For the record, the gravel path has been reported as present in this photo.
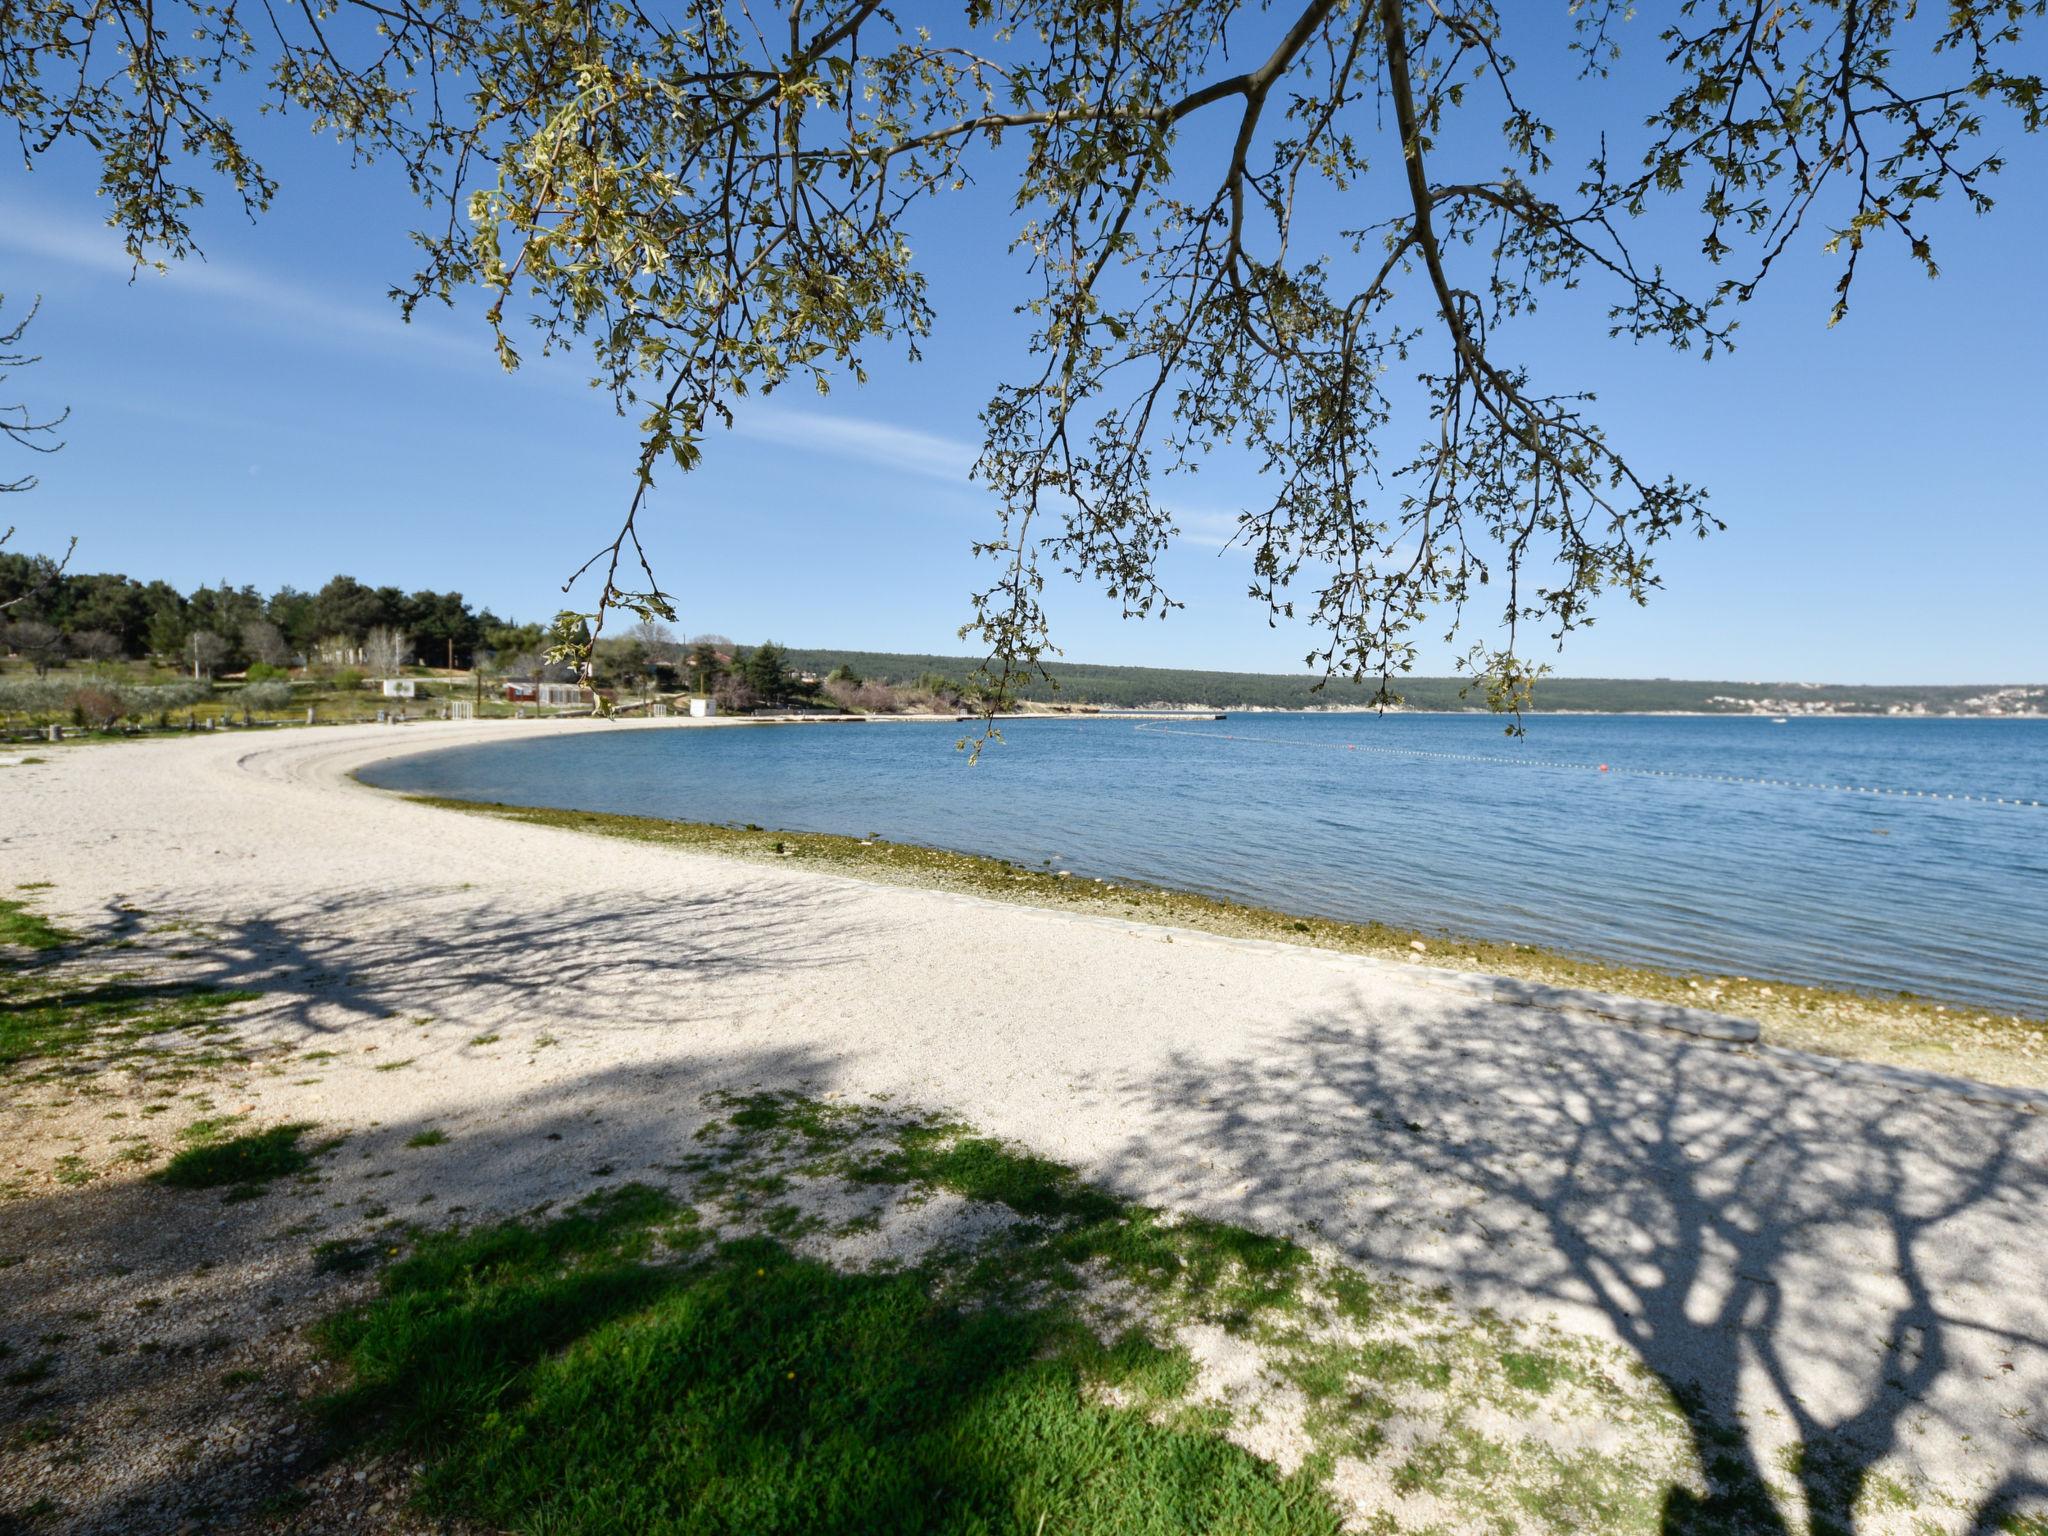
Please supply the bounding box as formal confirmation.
[4,720,2044,1531]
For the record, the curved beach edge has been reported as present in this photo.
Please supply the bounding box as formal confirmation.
[332,715,2043,1112]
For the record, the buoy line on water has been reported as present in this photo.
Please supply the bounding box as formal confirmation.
[1130,723,2048,808]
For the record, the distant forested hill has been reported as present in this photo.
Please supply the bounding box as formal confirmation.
[775,649,2042,716]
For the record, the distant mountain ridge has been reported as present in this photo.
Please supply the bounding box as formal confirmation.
[776,649,2046,716]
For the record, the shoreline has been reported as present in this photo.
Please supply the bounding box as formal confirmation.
[8,702,2047,754]
[324,702,2048,1092]
[388,791,2048,1091]
[16,712,2048,1071]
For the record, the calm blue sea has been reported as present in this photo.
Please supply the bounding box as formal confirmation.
[361,713,2048,1015]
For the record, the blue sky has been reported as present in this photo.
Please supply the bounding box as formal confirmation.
[1,20,2043,684]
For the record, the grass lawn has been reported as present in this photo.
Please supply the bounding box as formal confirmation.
[309,1091,1915,1536]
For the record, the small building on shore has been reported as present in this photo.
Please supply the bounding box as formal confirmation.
[503,680,592,708]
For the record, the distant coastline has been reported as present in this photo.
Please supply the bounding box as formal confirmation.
[779,647,2048,719]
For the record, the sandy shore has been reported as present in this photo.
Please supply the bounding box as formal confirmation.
[4,719,2045,1530]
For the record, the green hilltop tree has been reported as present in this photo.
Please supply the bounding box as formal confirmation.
[743,642,792,705]
[1,4,2039,713]
[685,639,728,695]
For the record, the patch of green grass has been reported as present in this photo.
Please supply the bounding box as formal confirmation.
[0,898,71,952]
[1501,1349,1566,1395]
[293,1088,1910,1536]
[316,1185,1340,1536]
[405,1129,448,1149]
[0,977,259,1072]
[861,1127,1120,1225]
[1324,1269,1378,1324]
[467,1033,500,1046]
[158,1124,319,1191]
[177,1114,244,1145]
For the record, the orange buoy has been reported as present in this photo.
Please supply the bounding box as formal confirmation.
[1599,764,1609,772]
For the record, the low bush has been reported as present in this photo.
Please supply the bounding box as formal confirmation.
[822,676,903,713]
[0,678,69,724]
[70,686,125,730]
[3,678,212,730]
[241,680,295,711]
[129,683,210,720]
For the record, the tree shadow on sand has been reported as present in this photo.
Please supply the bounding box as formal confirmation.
[70,876,856,1042]
[1089,994,2048,1533]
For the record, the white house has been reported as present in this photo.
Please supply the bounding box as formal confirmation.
[502,680,591,708]
[689,696,718,718]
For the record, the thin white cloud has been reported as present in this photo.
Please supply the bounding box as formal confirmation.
[734,400,977,485]
[0,206,480,365]
[4,206,1232,519]
[1173,508,1243,550]
[721,411,1273,546]
[5,208,1003,485]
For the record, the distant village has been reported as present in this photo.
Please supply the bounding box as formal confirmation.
[1700,685,2047,718]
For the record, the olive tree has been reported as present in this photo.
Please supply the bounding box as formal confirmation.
[1,3,2038,715]
[71,628,124,664]
[8,619,67,676]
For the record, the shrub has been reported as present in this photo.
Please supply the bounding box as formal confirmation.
[332,668,365,693]
[241,680,295,712]
[0,678,68,724]
[713,674,760,712]
[824,677,902,714]
[70,686,125,730]
[245,661,289,682]
[130,683,209,714]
